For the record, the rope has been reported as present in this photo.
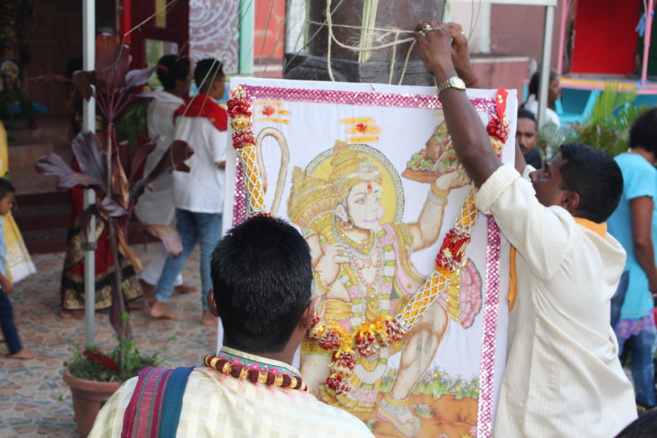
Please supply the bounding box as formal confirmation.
[322,0,417,84]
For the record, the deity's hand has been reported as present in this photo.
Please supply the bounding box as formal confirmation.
[434,166,471,191]
[316,243,349,288]
[442,22,478,87]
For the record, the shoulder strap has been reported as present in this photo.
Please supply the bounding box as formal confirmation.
[120,366,195,438]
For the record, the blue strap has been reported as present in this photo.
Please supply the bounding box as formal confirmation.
[159,366,195,438]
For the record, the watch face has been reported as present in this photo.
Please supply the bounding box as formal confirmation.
[450,77,466,90]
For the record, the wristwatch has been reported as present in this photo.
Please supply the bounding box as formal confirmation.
[437,76,466,94]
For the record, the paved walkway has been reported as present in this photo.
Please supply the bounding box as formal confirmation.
[0,244,215,437]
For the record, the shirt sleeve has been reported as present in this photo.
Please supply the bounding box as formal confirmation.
[624,160,657,201]
[209,124,227,164]
[475,163,578,279]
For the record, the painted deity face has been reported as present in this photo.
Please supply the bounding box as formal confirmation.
[344,181,384,230]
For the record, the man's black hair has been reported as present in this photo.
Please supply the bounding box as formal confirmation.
[528,69,558,97]
[0,178,16,200]
[194,58,224,94]
[629,107,657,153]
[558,143,623,223]
[517,107,538,128]
[211,215,312,353]
[156,55,191,91]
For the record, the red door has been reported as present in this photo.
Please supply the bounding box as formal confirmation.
[121,0,189,69]
[570,0,641,75]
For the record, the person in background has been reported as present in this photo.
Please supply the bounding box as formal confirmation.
[136,54,198,302]
[0,179,35,360]
[149,59,227,326]
[522,69,562,127]
[607,108,657,412]
[517,108,542,169]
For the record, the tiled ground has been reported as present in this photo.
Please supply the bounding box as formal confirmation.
[0,244,215,437]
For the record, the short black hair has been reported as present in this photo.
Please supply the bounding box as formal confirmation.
[0,178,16,200]
[517,108,538,131]
[629,107,657,153]
[156,55,191,91]
[211,215,312,353]
[558,143,623,223]
[528,69,559,97]
[194,58,224,94]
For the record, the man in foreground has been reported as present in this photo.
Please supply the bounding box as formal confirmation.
[90,215,374,437]
[414,22,636,437]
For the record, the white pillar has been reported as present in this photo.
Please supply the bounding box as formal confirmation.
[537,5,555,127]
[82,0,96,347]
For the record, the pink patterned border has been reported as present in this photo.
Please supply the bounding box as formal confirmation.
[231,84,503,434]
[476,216,503,438]
[242,84,495,112]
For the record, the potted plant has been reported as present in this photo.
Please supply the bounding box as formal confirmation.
[36,34,193,437]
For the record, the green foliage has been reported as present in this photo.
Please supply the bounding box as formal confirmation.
[538,84,651,159]
[66,337,174,383]
[381,367,480,401]
[116,98,150,152]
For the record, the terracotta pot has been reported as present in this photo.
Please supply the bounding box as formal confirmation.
[63,368,122,438]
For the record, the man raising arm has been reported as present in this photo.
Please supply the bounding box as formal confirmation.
[414,22,637,438]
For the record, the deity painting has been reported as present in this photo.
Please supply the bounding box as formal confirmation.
[224,77,515,438]
[286,131,483,436]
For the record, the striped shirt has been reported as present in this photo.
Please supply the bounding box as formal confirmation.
[89,349,374,438]
[476,164,637,437]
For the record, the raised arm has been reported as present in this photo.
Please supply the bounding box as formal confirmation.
[414,22,500,187]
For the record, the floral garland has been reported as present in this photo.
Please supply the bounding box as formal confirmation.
[227,85,510,395]
[227,85,267,217]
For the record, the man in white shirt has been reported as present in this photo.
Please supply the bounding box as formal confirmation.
[414,22,636,437]
[150,59,228,326]
[136,55,197,300]
[90,216,375,438]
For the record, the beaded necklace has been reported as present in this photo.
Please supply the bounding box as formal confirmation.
[205,353,309,392]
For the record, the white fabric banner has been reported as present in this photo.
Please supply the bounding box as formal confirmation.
[223,77,515,438]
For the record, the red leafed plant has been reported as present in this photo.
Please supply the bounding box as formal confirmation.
[36,34,194,381]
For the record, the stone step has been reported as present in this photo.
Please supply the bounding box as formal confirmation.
[5,114,71,149]
[8,142,55,168]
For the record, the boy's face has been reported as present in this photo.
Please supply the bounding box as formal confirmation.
[0,192,15,216]
[209,77,226,100]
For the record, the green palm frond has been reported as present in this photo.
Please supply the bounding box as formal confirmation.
[586,83,636,124]
[538,83,650,160]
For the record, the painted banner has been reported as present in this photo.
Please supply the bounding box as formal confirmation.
[223,78,514,438]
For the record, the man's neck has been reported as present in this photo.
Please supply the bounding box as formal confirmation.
[165,88,186,99]
[630,147,657,165]
[224,344,297,366]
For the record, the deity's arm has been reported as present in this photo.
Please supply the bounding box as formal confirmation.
[307,232,349,292]
[307,233,324,270]
[407,172,469,251]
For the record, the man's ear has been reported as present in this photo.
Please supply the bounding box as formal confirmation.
[208,289,220,317]
[562,190,580,214]
[298,301,314,331]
